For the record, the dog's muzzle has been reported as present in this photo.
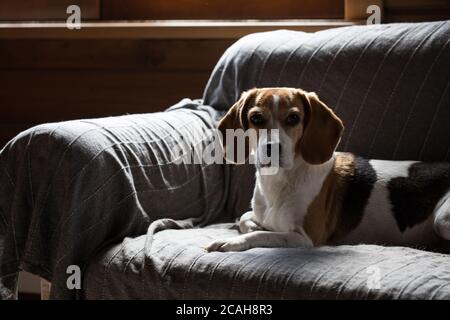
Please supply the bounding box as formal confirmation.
[265,141,281,158]
[258,141,281,168]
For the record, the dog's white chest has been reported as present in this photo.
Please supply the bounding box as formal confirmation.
[254,173,296,232]
[260,199,297,232]
[253,159,334,233]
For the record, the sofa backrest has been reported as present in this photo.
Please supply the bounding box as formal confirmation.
[203,21,450,161]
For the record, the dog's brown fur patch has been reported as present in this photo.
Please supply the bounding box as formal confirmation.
[303,153,355,245]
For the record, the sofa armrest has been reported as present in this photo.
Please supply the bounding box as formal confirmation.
[0,99,234,299]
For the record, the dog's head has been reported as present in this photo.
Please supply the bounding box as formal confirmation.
[217,87,344,169]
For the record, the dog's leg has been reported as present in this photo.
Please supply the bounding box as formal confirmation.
[206,230,313,252]
[433,191,450,241]
[239,211,263,234]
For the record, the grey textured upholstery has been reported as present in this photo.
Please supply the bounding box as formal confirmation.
[0,100,253,299]
[85,227,450,299]
[83,21,450,299]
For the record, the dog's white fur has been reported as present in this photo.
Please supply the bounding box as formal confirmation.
[332,159,440,246]
[208,116,334,251]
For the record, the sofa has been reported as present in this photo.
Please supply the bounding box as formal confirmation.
[1,20,449,300]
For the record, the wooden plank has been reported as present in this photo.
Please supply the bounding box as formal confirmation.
[0,70,210,123]
[102,0,344,20]
[384,12,450,22]
[345,0,450,22]
[0,20,360,40]
[385,0,450,8]
[0,0,100,21]
[345,0,384,20]
[384,0,450,22]
[0,39,231,71]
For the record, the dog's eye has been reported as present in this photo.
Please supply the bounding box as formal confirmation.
[250,113,265,125]
[286,114,300,126]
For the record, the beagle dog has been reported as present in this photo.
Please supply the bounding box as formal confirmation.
[206,87,450,252]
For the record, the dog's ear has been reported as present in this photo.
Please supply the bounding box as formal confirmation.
[217,89,257,164]
[296,90,344,165]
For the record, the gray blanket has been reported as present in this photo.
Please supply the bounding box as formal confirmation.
[1,21,450,300]
[0,100,253,299]
[84,226,450,299]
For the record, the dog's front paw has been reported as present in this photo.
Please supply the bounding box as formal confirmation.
[301,237,314,248]
[205,237,249,252]
[297,235,314,248]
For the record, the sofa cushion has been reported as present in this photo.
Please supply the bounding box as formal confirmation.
[83,224,450,299]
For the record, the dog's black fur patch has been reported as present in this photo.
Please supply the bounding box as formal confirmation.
[388,162,450,232]
[339,157,377,234]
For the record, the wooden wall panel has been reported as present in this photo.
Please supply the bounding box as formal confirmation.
[0,70,210,123]
[0,0,100,21]
[0,39,231,148]
[0,39,231,71]
[384,0,450,22]
[102,0,344,20]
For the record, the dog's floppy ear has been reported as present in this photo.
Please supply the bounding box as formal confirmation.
[297,91,344,165]
[217,89,257,164]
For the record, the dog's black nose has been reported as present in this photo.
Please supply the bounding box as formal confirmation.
[266,142,281,158]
